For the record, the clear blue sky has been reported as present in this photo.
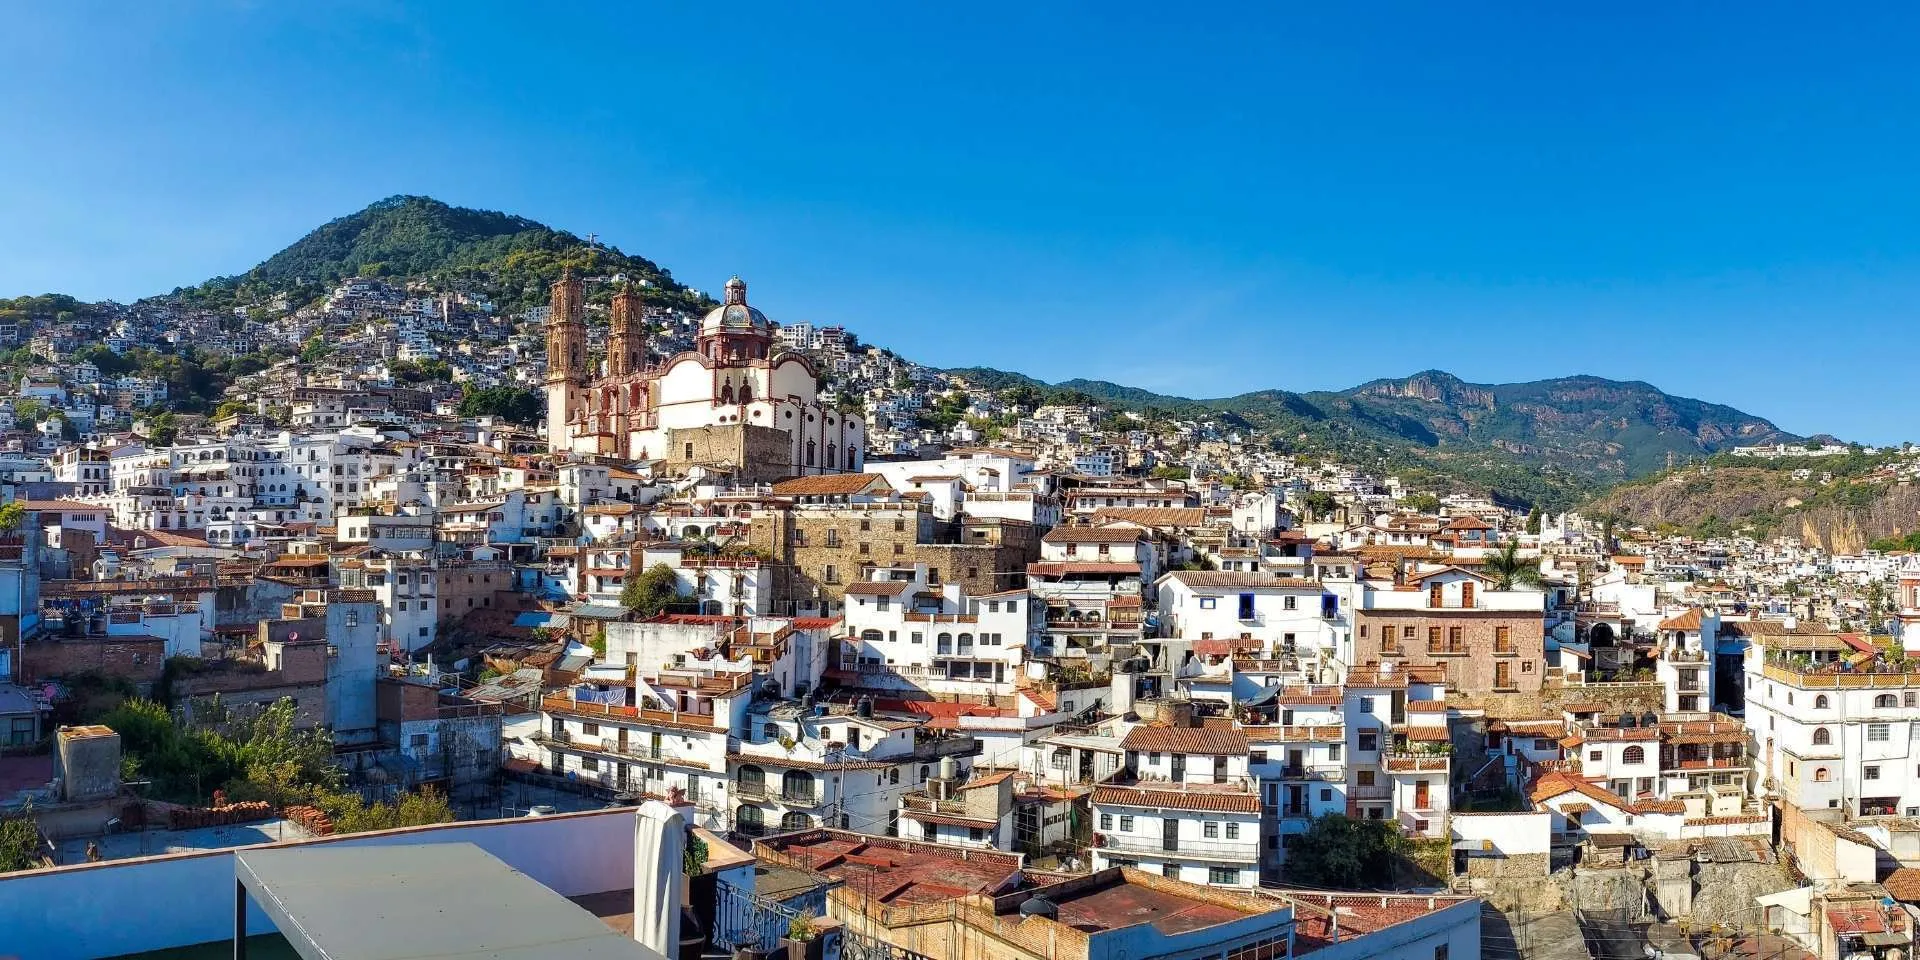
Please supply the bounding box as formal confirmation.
[7,3,1919,442]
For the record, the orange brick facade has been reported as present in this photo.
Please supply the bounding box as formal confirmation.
[1352,608,1546,694]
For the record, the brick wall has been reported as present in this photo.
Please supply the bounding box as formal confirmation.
[21,636,166,689]
[1354,608,1546,694]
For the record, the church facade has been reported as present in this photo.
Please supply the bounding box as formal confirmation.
[544,270,864,480]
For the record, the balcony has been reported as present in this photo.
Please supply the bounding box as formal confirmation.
[1100,833,1260,862]
[734,778,770,799]
[780,789,819,806]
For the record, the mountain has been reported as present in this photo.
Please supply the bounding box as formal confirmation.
[1585,449,1914,553]
[948,366,1803,508]
[175,195,710,315]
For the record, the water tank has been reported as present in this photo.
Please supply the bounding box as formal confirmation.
[939,756,960,781]
[856,696,873,718]
[1018,895,1059,919]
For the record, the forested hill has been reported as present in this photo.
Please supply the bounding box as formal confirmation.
[172,195,712,316]
[946,366,1803,509]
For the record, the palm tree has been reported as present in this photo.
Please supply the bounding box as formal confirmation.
[1485,539,1542,590]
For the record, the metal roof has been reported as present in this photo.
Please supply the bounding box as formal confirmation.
[235,841,664,960]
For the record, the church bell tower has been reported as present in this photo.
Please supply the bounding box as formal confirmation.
[545,266,587,449]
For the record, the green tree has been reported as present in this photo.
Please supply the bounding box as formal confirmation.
[1485,539,1542,591]
[1525,507,1542,535]
[0,809,42,873]
[0,500,26,535]
[1300,491,1339,523]
[1284,814,1405,888]
[620,563,682,617]
[457,386,543,424]
[1401,492,1441,513]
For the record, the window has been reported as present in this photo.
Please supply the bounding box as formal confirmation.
[1870,723,1891,743]
[1327,744,1341,761]
[582,723,599,736]
[1283,595,1297,611]
[1495,626,1511,653]
[969,827,986,842]
[1358,696,1374,712]
[1204,822,1219,838]
[1119,815,1134,831]
[1100,814,1112,831]
[1448,626,1463,652]
[1813,727,1831,746]
[1815,768,1831,782]
[1866,765,1881,780]
[1209,867,1239,885]
[1427,626,1442,652]
[1359,733,1377,752]
[1199,597,1217,610]
[1436,946,1450,960]
[1815,695,1829,709]
[1590,750,1603,762]
[1622,746,1645,764]
[1357,770,1376,787]
[1163,864,1181,880]
[582,757,598,772]
[1877,694,1898,709]
[1226,822,1240,839]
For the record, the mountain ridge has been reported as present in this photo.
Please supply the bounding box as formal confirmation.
[947,365,1802,492]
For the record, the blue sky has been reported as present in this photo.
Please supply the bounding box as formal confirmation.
[6,3,1919,441]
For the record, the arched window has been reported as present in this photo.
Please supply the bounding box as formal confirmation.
[825,444,836,470]
[736,804,765,836]
[805,440,816,466]
[781,811,811,831]
[1813,727,1831,746]
[719,383,734,404]
[1815,695,1829,709]
[736,764,765,794]
[888,768,899,785]
[1814,768,1831,782]
[1622,746,1644,764]
[1876,694,1898,709]
[919,764,931,783]
[848,445,858,470]
[781,770,814,801]
[739,382,752,402]
[861,629,883,645]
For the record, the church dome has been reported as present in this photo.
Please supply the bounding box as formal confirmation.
[700,276,771,336]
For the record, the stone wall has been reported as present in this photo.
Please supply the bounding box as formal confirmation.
[1451,680,1666,716]
[665,424,794,483]
[1463,850,1551,880]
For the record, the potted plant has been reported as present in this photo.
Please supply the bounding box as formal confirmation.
[779,914,821,960]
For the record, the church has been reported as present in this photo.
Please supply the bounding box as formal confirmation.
[543,269,864,480]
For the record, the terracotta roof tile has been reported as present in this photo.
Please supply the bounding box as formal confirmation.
[1120,725,1249,755]
[1091,785,1260,814]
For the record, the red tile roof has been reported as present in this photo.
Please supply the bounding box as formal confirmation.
[1120,725,1249,755]
[1091,785,1260,814]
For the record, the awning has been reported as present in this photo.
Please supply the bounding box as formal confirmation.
[235,841,664,959]
[1755,887,1814,916]
[1862,932,1909,947]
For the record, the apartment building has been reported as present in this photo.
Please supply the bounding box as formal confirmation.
[1091,724,1262,888]
[1350,566,1547,696]
[1746,624,1920,817]
[837,563,1035,697]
